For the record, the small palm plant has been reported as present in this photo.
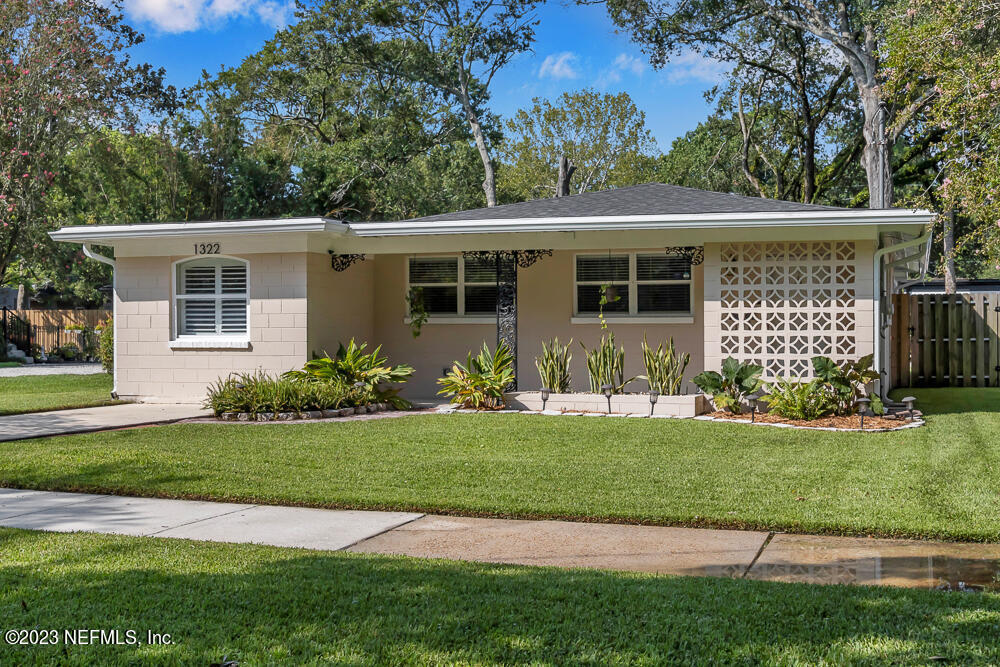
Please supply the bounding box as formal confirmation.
[535,338,573,393]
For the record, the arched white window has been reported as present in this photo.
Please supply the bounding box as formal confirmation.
[174,257,249,337]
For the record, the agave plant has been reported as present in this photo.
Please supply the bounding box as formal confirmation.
[437,341,516,409]
[640,335,690,395]
[580,332,635,394]
[535,338,572,393]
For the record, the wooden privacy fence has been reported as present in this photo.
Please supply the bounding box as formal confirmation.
[891,293,1000,387]
[12,309,110,354]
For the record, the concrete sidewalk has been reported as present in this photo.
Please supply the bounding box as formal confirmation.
[0,403,210,442]
[2,488,999,591]
[0,362,105,377]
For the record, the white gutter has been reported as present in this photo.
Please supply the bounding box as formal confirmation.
[873,228,934,399]
[50,217,346,243]
[82,244,119,398]
[350,208,933,236]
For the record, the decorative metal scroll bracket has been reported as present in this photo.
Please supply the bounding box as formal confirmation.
[461,249,552,391]
[664,246,704,266]
[328,251,366,272]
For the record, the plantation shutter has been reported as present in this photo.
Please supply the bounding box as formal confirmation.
[177,259,249,336]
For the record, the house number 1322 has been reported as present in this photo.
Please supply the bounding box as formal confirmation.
[193,242,220,255]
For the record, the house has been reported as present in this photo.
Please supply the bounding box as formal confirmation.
[50,183,933,402]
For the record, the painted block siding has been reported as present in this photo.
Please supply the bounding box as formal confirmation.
[703,240,876,379]
[115,253,309,402]
[115,241,874,401]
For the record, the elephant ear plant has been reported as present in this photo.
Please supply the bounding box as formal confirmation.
[692,357,764,414]
[811,354,883,415]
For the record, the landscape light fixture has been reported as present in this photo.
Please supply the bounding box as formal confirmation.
[648,390,659,417]
[902,395,917,420]
[540,387,550,411]
[747,391,763,423]
[856,397,871,430]
[601,384,613,414]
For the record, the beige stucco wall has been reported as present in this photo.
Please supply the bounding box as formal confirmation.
[371,250,706,397]
[306,252,374,357]
[115,252,309,402]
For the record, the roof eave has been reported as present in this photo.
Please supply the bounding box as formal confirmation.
[48,217,347,244]
[348,209,934,237]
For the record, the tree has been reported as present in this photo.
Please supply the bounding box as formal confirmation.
[0,0,175,286]
[349,0,541,207]
[604,0,936,208]
[885,0,1000,270]
[196,0,463,220]
[500,90,657,201]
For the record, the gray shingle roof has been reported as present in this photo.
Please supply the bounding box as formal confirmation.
[400,182,847,223]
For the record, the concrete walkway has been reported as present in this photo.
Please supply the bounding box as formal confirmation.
[0,362,105,377]
[0,403,210,442]
[2,488,999,591]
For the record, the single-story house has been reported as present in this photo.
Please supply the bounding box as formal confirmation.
[50,183,933,402]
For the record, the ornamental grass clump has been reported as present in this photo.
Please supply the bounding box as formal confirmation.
[580,333,635,394]
[640,335,690,395]
[204,371,350,418]
[535,338,572,393]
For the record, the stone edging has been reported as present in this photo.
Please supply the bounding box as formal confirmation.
[219,403,394,422]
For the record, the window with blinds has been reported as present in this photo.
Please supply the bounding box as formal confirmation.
[407,256,497,316]
[175,258,249,336]
[575,252,692,316]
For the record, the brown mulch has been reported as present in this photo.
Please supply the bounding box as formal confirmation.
[707,411,914,430]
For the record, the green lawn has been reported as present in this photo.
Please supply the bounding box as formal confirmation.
[0,373,120,415]
[1,528,998,665]
[2,388,999,541]
[0,361,23,368]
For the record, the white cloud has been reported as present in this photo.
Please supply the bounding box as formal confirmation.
[613,53,645,77]
[124,0,293,33]
[538,52,579,80]
[663,50,730,84]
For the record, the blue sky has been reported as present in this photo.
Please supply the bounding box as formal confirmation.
[124,0,726,152]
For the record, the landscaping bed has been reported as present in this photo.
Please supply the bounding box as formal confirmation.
[705,411,923,431]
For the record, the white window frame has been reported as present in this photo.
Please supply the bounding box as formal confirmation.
[170,255,251,348]
[404,255,496,324]
[572,251,694,324]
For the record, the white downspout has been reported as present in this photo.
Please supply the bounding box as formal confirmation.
[873,228,933,399]
[82,243,118,398]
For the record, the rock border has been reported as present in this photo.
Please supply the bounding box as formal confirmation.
[218,403,394,422]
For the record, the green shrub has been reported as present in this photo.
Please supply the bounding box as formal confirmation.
[580,333,635,394]
[640,335,690,395]
[761,377,837,420]
[97,318,113,374]
[437,341,515,410]
[204,372,351,418]
[811,354,882,415]
[692,357,764,414]
[535,337,572,392]
[57,342,80,361]
[285,339,414,409]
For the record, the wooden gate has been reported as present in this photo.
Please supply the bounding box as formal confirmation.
[891,293,1000,387]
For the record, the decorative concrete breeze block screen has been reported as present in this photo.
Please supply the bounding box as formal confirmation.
[718,241,858,379]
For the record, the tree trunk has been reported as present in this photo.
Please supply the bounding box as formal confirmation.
[943,210,957,294]
[555,156,576,197]
[15,284,26,310]
[857,85,893,209]
[457,87,497,207]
